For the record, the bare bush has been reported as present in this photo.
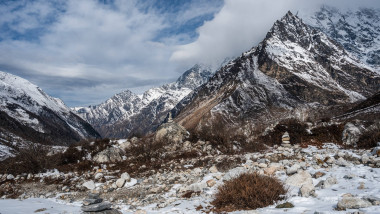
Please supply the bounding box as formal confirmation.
[211,173,287,212]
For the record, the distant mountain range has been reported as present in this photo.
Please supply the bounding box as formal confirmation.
[74,65,212,138]
[0,71,100,160]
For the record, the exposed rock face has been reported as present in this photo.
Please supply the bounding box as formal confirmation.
[93,147,125,163]
[75,65,212,138]
[171,11,380,130]
[303,6,380,72]
[155,121,189,144]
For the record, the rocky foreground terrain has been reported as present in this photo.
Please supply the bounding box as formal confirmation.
[0,119,380,214]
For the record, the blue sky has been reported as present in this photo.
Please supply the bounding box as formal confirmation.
[0,0,379,107]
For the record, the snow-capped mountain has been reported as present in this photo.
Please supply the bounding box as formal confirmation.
[171,11,380,130]
[302,6,380,73]
[0,71,100,149]
[75,64,212,138]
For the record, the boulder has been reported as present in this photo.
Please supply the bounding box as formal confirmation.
[286,164,300,175]
[93,147,125,163]
[285,170,313,188]
[300,182,315,197]
[6,174,14,180]
[81,202,112,212]
[342,123,361,146]
[209,165,219,173]
[155,121,189,144]
[83,181,96,190]
[115,178,126,188]
[337,196,372,210]
[83,198,103,206]
[95,173,104,180]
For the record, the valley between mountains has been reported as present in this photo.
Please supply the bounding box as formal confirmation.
[0,6,380,214]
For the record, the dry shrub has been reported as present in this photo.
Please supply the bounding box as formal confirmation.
[0,143,55,174]
[189,115,265,154]
[357,127,380,149]
[211,173,287,212]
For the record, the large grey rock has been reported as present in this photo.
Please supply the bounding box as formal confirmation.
[342,123,361,146]
[121,172,131,182]
[300,182,315,197]
[155,121,189,144]
[83,198,103,206]
[223,167,247,180]
[363,196,380,205]
[90,209,122,214]
[81,202,112,212]
[93,147,125,163]
[286,164,300,175]
[337,196,372,209]
[83,180,96,190]
[316,177,338,189]
[115,178,126,188]
[285,170,313,188]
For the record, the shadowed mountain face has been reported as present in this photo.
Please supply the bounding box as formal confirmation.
[303,6,380,72]
[0,71,101,150]
[171,12,380,130]
[75,65,213,138]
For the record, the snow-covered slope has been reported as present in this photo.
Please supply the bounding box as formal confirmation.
[302,6,380,73]
[0,71,100,154]
[75,64,212,138]
[171,11,380,130]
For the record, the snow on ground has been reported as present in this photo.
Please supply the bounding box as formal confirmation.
[0,198,81,214]
[1,145,380,214]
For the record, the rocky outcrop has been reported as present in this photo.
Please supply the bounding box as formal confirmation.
[93,147,125,163]
[342,123,361,146]
[155,119,189,144]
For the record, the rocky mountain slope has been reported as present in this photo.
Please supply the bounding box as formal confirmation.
[0,71,100,158]
[302,6,380,73]
[75,65,212,138]
[171,11,380,130]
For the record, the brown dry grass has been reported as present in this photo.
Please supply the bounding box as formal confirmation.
[211,173,287,212]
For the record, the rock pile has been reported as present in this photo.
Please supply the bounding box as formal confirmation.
[82,193,121,214]
[281,132,291,147]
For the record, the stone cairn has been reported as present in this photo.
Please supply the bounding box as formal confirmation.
[281,132,291,147]
[82,193,121,214]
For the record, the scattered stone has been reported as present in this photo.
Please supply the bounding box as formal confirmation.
[121,172,131,182]
[95,173,104,180]
[134,210,147,214]
[82,202,112,212]
[115,178,126,188]
[313,171,326,179]
[337,195,372,210]
[275,202,294,208]
[206,179,216,187]
[300,182,315,197]
[363,196,380,205]
[6,174,14,180]
[285,170,313,188]
[357,182,365,190]
[209,165,218,173]
[84,198,103,206]
[286,164,300,175]
[83,181,96,190]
